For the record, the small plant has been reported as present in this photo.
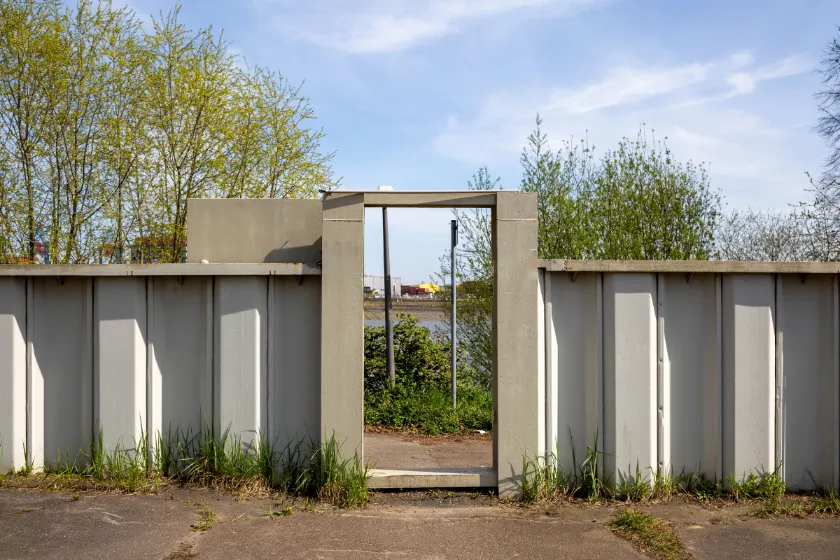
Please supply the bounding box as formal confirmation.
[190,501,215,532]
[521,432,606,503]
[70,493,80,502]
[814,489,840,515]
[267,505,293,517]
[615,461,651,502]
[609,508,690,560]
[727,465,786,502]
[18,442,33,476]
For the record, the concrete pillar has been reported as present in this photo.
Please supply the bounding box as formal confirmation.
[30,278,92,469]
[603,273,657,486]
[95,278,147,452]
[214,276,267,448]
[148,277,212,450]
[660,273,720,480]
[270,276,321,453]
[494,191,539,497]
[722,274,775,481]
[778,274,837,490]
[320,193,364,455]
[0,278,26,471]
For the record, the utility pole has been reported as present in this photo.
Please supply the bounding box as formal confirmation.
[381,189,396,389]
[451,219,458,409]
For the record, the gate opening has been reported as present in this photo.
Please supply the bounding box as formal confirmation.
[362,205,495,488]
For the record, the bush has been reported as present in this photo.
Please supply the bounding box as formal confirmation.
[365,385,492,435]
[364,314,492,434]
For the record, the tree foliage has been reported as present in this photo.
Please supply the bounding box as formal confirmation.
[522,115,720,260]
[440,116,722,381]
[0,0,336,264]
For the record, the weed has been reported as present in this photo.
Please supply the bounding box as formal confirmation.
[615,461,651,502]
[190,501,215,532]
[522,432,606,503]
[18,442,33,476]
[267,505,292,517]
[727,466,786,502]
[609,508,690,560]
[814,489,840,515]
[70,493,80,502]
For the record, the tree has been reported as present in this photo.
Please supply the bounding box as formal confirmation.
[521,115,720,260]
[440,117,722,382]
[798,27,840,261]
[0,0,337,263]
[436,167,496,388]
[716,208,809,261]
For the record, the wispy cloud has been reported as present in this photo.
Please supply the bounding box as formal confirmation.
[256,0,610,54]
[433,51,818,207]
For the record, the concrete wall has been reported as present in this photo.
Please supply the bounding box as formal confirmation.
[187,199,323,264]
[0,270,321,472]
[539,269,840,490]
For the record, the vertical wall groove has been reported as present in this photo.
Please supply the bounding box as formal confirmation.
[715,274,723,483]
[775,274,784,476]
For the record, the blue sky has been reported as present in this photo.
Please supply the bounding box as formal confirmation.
[126,0,838,283]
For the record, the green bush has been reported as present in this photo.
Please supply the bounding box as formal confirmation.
[365,385,491,435]
[364,313,492,434]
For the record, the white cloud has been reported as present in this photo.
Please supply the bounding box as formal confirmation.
[433,51,819,208]
[256,0,609,53]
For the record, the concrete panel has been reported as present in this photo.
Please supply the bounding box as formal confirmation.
[321,194,364,455]
[95,278,147,451]
[547,272,600,472]
[215,276,267,448]
[30,278,92,468]
[187,199,322,264]
[149,277,212,445]
[495,192,539,496]
[270,277,321,453]
[779,275,836,490]
[603,273,657,485]
[660,273,719,479]
[0,278,26,471]
[722,274,775,480]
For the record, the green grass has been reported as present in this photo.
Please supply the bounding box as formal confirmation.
[609,508,690,560]
[522,433,606,502]
[2,426,369,507]
[364,384,492,434]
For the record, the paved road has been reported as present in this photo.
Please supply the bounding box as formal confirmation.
[3,488,840,559]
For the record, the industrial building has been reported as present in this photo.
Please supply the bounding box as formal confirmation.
[364,274,401,298]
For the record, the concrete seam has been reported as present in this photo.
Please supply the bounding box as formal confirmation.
[25,277,32,468]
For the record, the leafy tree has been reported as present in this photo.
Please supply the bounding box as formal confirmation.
[0,0,336,263]
[440,117,722,382]
[522,115,720,260]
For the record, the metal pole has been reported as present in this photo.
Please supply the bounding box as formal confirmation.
[384,208,396,389]
[451,219,458,409]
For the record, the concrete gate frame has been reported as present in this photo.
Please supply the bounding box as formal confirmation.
[319,190,539,497]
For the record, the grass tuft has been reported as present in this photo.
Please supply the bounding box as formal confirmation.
[609,508,690,560]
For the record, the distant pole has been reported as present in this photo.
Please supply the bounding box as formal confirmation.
[451,219,458,409]
[383,207,396,389]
